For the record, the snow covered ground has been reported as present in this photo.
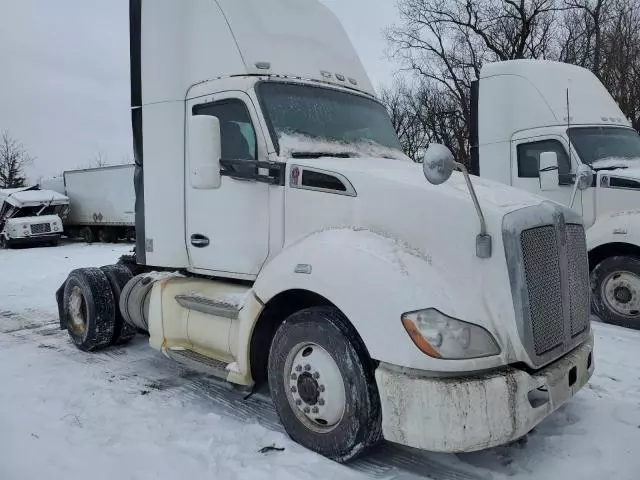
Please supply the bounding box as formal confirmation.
[0,242,639,480]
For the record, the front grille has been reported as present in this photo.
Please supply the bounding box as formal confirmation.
[31,223,51,235]
[567,225,590,336]
[519,222,590,358]
[521,226,564,355]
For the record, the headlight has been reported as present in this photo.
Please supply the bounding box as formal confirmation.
[401,308,500,360]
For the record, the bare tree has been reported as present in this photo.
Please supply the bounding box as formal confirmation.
[93,150,109,168]
[0,131,33,189]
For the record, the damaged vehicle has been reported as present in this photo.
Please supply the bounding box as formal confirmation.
[0,186,69,249]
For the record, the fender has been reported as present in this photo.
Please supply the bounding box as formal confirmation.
[253,228,510,372]
[587,210,640,252]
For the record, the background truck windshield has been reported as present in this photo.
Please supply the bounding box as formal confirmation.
[257,81,402,154]
[569,127,640,165]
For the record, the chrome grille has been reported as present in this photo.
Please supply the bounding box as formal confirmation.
[521,226,564,355]
[31,223,51,235]
[566,225,590,336]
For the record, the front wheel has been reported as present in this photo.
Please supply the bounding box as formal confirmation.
[591,255,640,330]
[268,306,381,462]
[0,235,9,249]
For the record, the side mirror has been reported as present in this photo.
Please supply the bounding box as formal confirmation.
[422,143,455,185]
[575,164,594,191]
[189,115,222,189]
[539,152,559,191]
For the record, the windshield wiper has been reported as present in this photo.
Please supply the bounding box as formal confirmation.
[290,151,353,159]
[592,165,630,171]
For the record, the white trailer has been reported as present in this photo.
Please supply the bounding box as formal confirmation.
[470,60,640,330]
[0,186,68,248]
[43,165,136,243]
[55,0,594,462]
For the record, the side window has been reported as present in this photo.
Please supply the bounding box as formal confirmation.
[193,99,257,161]
[517,140,571,184]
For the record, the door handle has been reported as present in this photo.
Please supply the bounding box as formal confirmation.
[190,234,210,248]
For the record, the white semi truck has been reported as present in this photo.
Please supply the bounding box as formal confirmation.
[0,186,69,249]
[41,165,136,243]
[55,0,594,461]
[470,60,640,330]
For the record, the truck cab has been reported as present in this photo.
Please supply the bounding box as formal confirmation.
[56,0,594,462]
[471,60,640,329]
[0,186,69,248]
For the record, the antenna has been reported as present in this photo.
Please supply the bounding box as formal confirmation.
[566,87,575,189]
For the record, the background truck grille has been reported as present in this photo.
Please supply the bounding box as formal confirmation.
[30,223,52,235]
[521,226,564,355]
[520,223,590,357]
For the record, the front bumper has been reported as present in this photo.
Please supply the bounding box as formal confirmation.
[375,331,594,453]
[8,233,61,246]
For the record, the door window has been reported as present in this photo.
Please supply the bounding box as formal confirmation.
[193,99,258,161]
[517,139,572,185]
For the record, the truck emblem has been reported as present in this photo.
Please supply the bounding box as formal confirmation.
[290,167,301,187]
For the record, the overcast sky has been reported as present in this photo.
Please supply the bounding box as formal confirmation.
[0,1,401,181]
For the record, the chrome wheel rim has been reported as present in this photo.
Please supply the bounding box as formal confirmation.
[284,342,346,433]
[602,270,640,318]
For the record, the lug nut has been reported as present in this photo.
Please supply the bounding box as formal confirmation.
[313,372,320,379]
[304,407,310,414]
[295,365,303,372]
[304,364,311,371]
[291,386,297,393]
[319,385,325,392]
[290,373,297,380]
[318,399,325,406]
[296,399,302,406]
[312,407,319,414]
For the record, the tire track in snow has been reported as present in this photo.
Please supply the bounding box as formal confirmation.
[2,325,490,480]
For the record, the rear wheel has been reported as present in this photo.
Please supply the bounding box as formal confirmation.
[591,255,640,330]
[80,227,95,244]
[63,268,116,351]
[268,306,381,462]
[98,228,117,243]
[100,264,137,345]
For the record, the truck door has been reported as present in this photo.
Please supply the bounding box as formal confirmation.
[511,136,580,213]
[186,92,270,277]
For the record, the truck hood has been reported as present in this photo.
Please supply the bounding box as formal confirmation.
[290,156,544,214]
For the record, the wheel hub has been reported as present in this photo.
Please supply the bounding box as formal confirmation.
[297,372,320,405]
[285,343,346,433]
[603,271,640,317]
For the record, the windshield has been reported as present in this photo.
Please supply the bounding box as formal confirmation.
[257,81,404,159]
[568,126,640,167]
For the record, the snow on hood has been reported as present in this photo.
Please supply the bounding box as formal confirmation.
[0,187,69,208]
[278,133,411,162]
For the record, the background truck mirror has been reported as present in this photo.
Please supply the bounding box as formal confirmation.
[189,115,222,190]
[539,152,559,191]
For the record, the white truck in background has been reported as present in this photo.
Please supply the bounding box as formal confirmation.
[55,0,594,462]
[0,186,69,248]
[470,60,640,330]
[41,165,136,243]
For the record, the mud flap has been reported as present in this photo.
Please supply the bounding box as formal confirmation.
[56,279,67,330]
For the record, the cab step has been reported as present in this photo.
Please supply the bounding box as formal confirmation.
[166,347,230,378]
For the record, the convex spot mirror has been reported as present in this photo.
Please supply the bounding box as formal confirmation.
[189,115,222,189]
[422,143,456,185]
[576,164,594,191]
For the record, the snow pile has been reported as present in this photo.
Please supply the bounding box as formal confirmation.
[278,133,410,162]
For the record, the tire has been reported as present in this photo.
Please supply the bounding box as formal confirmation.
[98,228,117,243]
[100,264,137,345]
[0,235,9,249]
[80,227,95,244]
[63,268,116,351]
[268,306,381,462]
[591,255,640,330]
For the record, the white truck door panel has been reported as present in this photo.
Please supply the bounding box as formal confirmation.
[186,92,270,277]
[511,136,580,213]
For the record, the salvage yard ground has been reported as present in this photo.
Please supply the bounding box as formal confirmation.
[0,242,639,480]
